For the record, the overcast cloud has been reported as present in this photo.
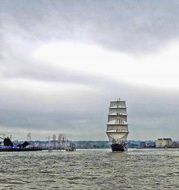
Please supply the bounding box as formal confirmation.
[1,0,179,140]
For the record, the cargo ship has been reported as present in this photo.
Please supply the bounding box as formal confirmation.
[106,98,129,152]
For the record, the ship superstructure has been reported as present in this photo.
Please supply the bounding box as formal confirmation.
[106,98,129,151]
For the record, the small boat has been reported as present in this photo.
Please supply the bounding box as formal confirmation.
[65,142,76,151]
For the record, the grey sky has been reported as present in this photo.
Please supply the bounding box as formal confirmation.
[1,0,179,140]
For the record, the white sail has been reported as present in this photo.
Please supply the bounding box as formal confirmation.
[106,98,129,144]
[107,119,127,125]
[106,132,128,142]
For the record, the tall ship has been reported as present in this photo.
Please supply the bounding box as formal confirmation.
[106,98,129,151]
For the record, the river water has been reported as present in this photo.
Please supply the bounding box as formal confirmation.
[0,149,179,189]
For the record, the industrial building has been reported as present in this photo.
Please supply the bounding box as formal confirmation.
[155,138,173,148]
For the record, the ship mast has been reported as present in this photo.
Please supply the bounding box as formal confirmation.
[106,98,129,143]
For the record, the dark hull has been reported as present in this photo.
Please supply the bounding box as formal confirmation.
[111,143,126,152]
[0,147,42,152]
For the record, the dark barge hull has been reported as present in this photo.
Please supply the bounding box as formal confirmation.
[0,147,42,152]
[111,143,126,152]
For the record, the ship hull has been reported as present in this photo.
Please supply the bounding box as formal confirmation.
[111,143,126,152]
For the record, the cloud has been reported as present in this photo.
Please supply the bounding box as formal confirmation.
[1,0,179,54]
[1,0,179,140]
[31,40,179,90]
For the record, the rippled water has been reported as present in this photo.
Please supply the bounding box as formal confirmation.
[0,149,179,189]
